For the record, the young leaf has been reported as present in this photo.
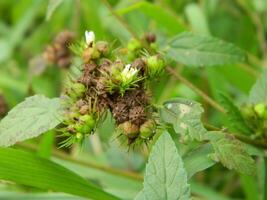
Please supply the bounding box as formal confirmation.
[135,132,190,200]
[166,32,246,66]
[219,93,252,135]
[207,131,256,175]
[0,95,64,147]
[160,98,207,141]
[0,147,119,200]
[249,70,267,103]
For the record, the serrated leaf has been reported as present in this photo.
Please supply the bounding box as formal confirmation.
[135,133,190,200]
[207,131,256,175]
[166,32,246,66]
[219,93,252,135]
[0,147,119,200]
[249,70,267,103]
[160,98,207,141]
[117,2,185,35]
[0,95,64,147]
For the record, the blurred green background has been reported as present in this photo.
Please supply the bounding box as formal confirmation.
[0,0,266,199]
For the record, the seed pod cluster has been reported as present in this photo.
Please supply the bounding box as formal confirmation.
[61,31,164,147]
[241,102,267,139]
[43,31,75,69]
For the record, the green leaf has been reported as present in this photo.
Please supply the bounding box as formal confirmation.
[116,2,185,35]
[46,0,64,20]
[160,98,207,141]
[249,70,267,103]
[207,131,256,175]
[136,132,190,200]
[166,32,246,66]
[0,147,119,200]
[219,93,252,135]
[183,144,216,179]
[0,95,64,147]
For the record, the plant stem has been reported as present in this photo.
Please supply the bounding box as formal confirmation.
[17,143,143,181]
[204,123,267,149]
[166,67,226,113]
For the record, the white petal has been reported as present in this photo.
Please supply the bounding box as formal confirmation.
[85,30,95,45]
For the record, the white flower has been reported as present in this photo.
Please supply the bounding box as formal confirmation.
[121,64,138,82]
[85,30,95,46]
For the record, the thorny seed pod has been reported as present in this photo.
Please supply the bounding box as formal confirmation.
[118,121,139,139]
[43,30,75,68]
[146,55,165,78]
[139,120,156,139]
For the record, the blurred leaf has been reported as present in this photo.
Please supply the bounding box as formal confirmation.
[38,130,55,158]
[249,70,267,103]
[219,93,252,135]
[207,131,256,175]
[117,1,185,35]
[46,0,64,20]
[136,133,190,200]
[183,144,216,179]
[160,98,207,141]
[166,32,246,66]
[0,95,63,147]
[240,174,260,200]
[0,148,119,200]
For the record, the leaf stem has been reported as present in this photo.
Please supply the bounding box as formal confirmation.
[204,123,267,149]
[166,67,226,113]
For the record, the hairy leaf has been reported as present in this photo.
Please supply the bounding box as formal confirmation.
[207,131,256,175]
[219,93,252,135]
[166,32,246,66]
[0,148,119,200]
[249,70,267,103]
[0,95,64,147]
[135,133,190,200]
[160,98,207,141]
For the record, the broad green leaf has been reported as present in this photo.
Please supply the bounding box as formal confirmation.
[0,95,64,147]
[207,131,256,175]
[46,0,64,20]
[160,98,207,141]
[0,148,119,200]
[166,32,246,66]
[249,70,267,103]
[136,133,190,200]
[116,2,185,35]
[183,144,216,179]
[219,93,252,135]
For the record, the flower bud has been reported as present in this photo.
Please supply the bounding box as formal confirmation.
[254,103,265,118]
[118,121,139,139]
[127,39,142,52]
[79,114,96,128]
[140,120,156,139]
[71,83,86,98]
[146,55,165,78]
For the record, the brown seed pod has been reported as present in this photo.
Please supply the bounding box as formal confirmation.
[43,30,75,69]
[118,121,139,139]
[144,33,156,44]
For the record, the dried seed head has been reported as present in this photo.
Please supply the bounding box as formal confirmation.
[129,106,146,126]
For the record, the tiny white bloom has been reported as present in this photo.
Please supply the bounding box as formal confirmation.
[85,30,95,46]
[121,64,138,81]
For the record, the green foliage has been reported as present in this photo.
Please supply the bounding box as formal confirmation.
[249,70,267,103]
[219,93,252,135]
[136,133,190,200]
[207,131,256,175]
[160,98,207,141]
[0,95,63,147]
[166,32,246,66]
[46,0,64,20]
[0,147,119,200]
